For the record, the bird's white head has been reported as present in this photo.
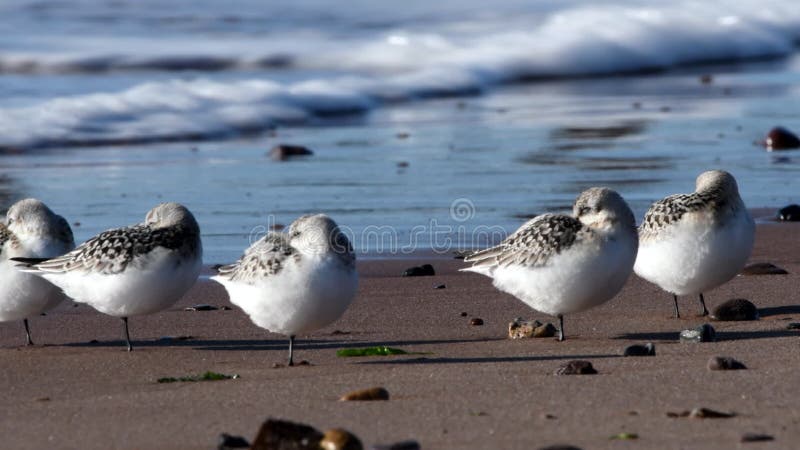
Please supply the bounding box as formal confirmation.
[287,214,352,257]
[695,170,739,196]
[145,202,199,232]
[573,187,636,233]
[5,198,72,244]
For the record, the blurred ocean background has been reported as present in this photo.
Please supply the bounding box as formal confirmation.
[1,0,800,261]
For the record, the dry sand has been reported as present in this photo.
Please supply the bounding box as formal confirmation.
[1,223,799,450]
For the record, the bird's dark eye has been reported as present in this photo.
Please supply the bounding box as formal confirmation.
[579,206,591,215]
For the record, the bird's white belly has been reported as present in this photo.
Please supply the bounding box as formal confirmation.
[216,257,358,336]
[634,213,754,295]
[42,251,202,317]
[492,235,636,316]
[0,262,65,321]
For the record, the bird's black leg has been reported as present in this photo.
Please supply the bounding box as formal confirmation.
[673,295,681,319]
[122,317,132,352]
[698,293,709,317]
[557,315,565,342]
[288,335,295,366]
[23,319,33,346]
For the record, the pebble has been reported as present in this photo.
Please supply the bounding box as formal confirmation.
[434,284,446,289]
[340,387,390,401]
[370,440,421,450]
[184,304,218,311]
[555,360,597,375]
[707,356,747,370]
[764,126,800,150]
[689,407,736,419]
[470,318,484,326]
[740,262,788,275]
[268,144,314,161]
[777,204,800,221]
[460,312,468,317]
[680,324,716,343]
[740,433,774,443]
[508,318,557,339]
[250,419,323,450]
[711,299,758,321]
[396,161,410,168]
[787,323,800,330]
[533,323,557,338]
[320,429,363,450]
[623,343,656,357]
[217,433,250,449]
[402,264,435,277]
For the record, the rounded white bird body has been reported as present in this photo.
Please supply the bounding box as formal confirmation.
[213,214,357,365]
[17,202,202,350]
[463,187,638,340]
[0,199,74,344]
[634,170,754,316]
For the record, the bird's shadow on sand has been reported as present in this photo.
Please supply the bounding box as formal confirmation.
[614,329,798,342]
[758,305,800,317]
[63,337,507,351]
[354,353,621,365]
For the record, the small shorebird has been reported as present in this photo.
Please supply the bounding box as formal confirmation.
[0,199,75,345]
[212,214,358,366]
[14,202,202,351]
[462,188,638,341]
[634,170,754,318]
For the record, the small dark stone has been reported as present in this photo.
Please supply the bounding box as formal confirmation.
[402,264,435,277]
[340,387,390,401]
[764,126,800,150]
[218,433,250,449]
[184,304,218,311]
[460,312,468,317]
[434,284,446,289]
[740,262,788,275]
[73,221,81,227]
[711,299,758,321]
[268,144,314,161]
[370,441,421,450]
[320,428,363,450]
[538,446,583,450]
[707,356,747,371]
[251,418,323,450]
[777,204,800,221]
[396,132,410,139]
[555,360,597,375]
[470,318,484,326]
[787,322,800,330]
[689,407,736,419]
[740,433,774,443]
[396,161,410,168]
[623,343,656,357]
[680,324,716,343]
[699,74,713,84]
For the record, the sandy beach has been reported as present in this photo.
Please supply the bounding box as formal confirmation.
[0,221,797,449]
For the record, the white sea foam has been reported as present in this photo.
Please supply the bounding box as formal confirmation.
[1,0,798,149]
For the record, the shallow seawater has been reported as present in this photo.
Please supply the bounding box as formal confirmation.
[3,57,800,262]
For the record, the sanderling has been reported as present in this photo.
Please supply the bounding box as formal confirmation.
[0,199,75,345]
[14,202,202,351]
[634,170,754,318]
[462,188,638,341]
[212,214,358,366]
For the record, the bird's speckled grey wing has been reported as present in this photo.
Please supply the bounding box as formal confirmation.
[639,191,723,240]
[0,223,12,259]
[464,214,591,270]
[30,224,198,274]
[215,232,298,284]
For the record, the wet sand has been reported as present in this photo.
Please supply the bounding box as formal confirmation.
[1,223,799,450]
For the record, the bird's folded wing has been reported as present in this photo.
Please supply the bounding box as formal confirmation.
[20,225,154,275]
[215,232,296,283]
[464,214,587,270]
